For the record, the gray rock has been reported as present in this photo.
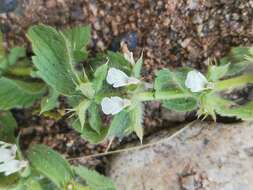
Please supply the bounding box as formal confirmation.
[108,122,253,190]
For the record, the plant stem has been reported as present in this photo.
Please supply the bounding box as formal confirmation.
[214,74,253,91]
[136,90,193,101]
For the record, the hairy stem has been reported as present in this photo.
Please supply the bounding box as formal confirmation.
[136,90,193,101]
[214,74,253,91]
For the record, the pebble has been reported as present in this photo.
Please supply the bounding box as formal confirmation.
[0,0,17,13]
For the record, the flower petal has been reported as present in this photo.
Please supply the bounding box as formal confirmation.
[185,70,208,92]
[106,68,129,88]
[0,142,17,163]
[0,160,28,176]
[106,68,140,88]
[101,96,131,115]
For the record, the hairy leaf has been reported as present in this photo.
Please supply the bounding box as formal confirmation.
[74,166,116,190]
[128,103,144,142]
[107,110,130,139]
[27,144,73,188]
[215,100,253,120]
[63,26,91,62]
[27,24,79,95]
[76,99,91,129]
[40,88,59,114]
[207,63,230,81]
[87,103,102,133]
[92,64,108,93]
[219,47,252,76]
[0,77,46,110]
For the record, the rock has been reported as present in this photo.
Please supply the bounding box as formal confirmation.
[0,0,17,13]
[108,121,253,190]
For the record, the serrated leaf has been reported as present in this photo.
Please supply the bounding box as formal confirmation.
[132,51,143,78]
[87,103,102,133]
[76,99,91,129]
[93,64,108,93]
[128,103,144,142]
[72,120,107,144]
[27,144,73,188]
[27,24,79,95]
[63,26,91,62]
[40,88,59,114]
[107,110,130,139]
[207,63,230,81]
[74,166,116,190]
[0,111,17,142]
[0,77,46,110]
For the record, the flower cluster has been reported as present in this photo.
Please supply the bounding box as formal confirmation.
[101,46,140,115]
[101,67,139,115]
[0,141,28,176]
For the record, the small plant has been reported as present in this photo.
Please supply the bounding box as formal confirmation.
[1,24,253,189]
[0,112,116,190]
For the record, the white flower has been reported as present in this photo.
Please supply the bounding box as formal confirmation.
[101,96,131,115]
[0,160,28,176]
[0,141,17,163]
[0,141,28,176]
[185,70,208,92]
[106,68,139,88]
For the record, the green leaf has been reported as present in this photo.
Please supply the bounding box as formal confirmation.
[27,24,78,95]
[132,51,143,78]
[0,77,46,110]
[27,144,73,188]
[155,68,197,112]
[88,103,102,133]
[163,98,198,112]
[72,120,107,144]
[107,51,131,74]
[92,64,108,93]
[128,103,144,142]
[219,47,252,76]
[63,26,91,62]
[0,111,17,142]
[74,166,116,190]
[107,110,130,139]
[215,100,253,120]
[77,82,95,99]
[207,63,230,82]
[76,99,91,129]
[40,88,59,114]
[8,47,26,66]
